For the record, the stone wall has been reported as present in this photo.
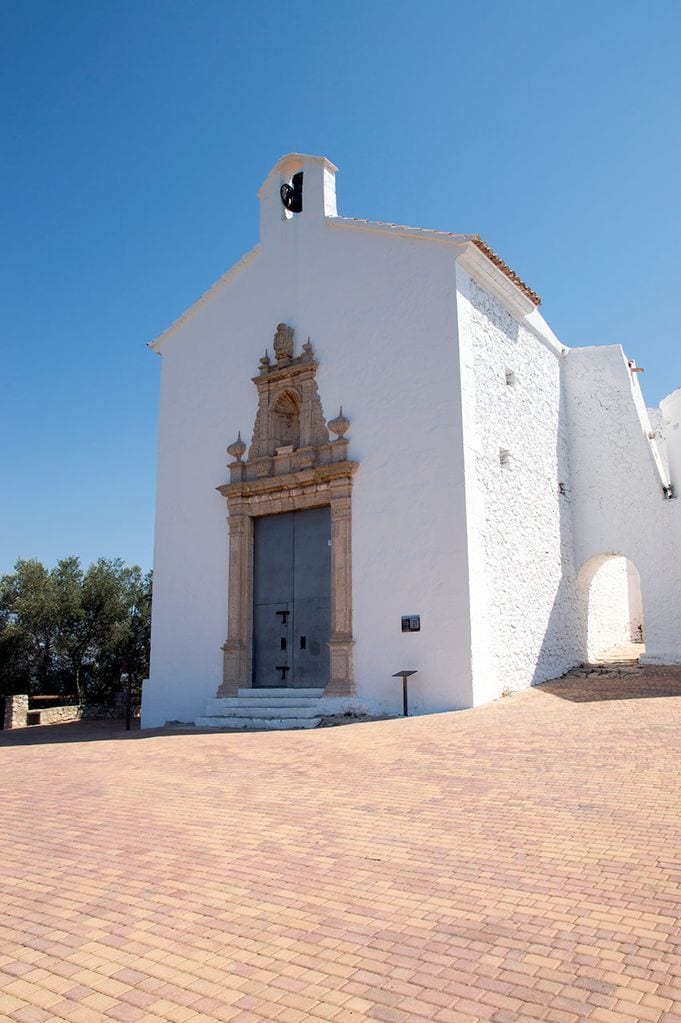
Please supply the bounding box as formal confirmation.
[34,704,80,725]
[4,694,29,729]
[3,694,141,729]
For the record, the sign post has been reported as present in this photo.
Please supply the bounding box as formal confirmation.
[392,670,418,717]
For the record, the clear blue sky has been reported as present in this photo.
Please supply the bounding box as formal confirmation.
[2,0,680,574]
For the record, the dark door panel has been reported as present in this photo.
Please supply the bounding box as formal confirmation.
[293,507,331,687]
[253,512,294,603]
[253,602,291,687]
[253,513,294,688]
[252,507,331,688]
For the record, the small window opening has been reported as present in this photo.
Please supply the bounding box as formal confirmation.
[499,448,511,467]
[505,368,515,386]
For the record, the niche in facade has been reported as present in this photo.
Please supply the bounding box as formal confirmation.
[271,388,301,451]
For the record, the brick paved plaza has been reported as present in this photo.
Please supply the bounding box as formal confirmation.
[2,671,681,1023]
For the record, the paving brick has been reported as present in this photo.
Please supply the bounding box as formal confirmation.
[2,671,681,1023]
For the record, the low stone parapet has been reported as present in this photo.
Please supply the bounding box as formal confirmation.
[4,694,29,728]
[3,694,141,729]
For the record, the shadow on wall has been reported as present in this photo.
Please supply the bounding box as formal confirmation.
[529,377,646,686]
[528,359,582,686]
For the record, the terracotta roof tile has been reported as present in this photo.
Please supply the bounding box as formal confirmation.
[471,237,541,306]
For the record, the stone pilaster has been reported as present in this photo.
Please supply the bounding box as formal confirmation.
[327,487,355,695]
[219,504,253,696]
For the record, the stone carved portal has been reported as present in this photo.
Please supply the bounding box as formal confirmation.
[217,325,358,697]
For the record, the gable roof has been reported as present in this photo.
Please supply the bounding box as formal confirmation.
[149,244,260,352]
[149,213,541,352]
[332,217,541,307]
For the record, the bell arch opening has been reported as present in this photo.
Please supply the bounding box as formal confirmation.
[578,554,645,662]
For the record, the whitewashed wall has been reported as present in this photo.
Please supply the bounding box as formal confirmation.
[563,346,681,665]
[626,558,645,642]
[456,269,581,703]
[144,157,475,726]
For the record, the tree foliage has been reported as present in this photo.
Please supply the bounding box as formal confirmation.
[0,557,152,704]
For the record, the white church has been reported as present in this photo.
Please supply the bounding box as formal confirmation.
[142,153,681,729]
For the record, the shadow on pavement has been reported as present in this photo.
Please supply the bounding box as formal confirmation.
[0,719,207,747]
[0,716,391,748]
[536,667,681,703]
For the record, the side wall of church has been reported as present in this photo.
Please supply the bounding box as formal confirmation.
[455,268,581,703]
[563,345,681,665]
[143,213,475,726]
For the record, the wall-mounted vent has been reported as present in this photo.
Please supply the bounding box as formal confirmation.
[499,448,511,467]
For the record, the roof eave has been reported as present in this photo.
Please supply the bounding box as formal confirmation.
[457,241,539,321]
[328,216,540,310]
[148,243,261,353]
[328,215,474,249]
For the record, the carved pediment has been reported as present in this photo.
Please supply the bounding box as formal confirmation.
[226,324,351,484]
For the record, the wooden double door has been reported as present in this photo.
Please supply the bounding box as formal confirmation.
[252,507,331,688]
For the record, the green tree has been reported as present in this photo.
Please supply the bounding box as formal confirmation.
[0,556,152,706]
[104,566,152,706]
[0,605,33,696]
[53,557,128,702]
[0,559,62,693]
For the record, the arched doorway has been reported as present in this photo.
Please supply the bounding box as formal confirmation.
[578,554,644,662]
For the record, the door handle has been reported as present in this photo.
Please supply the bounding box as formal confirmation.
[275,665,289,681]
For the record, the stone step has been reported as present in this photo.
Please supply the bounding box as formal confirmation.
[237,687,324,698]
[205,697,320,714]
[195,716,321,730]
[206,704,321,720]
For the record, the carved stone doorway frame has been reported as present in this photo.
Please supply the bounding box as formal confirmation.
[216,326,357,698]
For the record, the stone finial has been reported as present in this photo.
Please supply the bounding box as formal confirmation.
[227,431,247,462]
[302,337,314,359]
[328,406,350,440]
[273,323,295,362]
[259,349,271,372]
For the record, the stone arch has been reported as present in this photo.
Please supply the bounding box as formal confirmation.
[577,554,644,662]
